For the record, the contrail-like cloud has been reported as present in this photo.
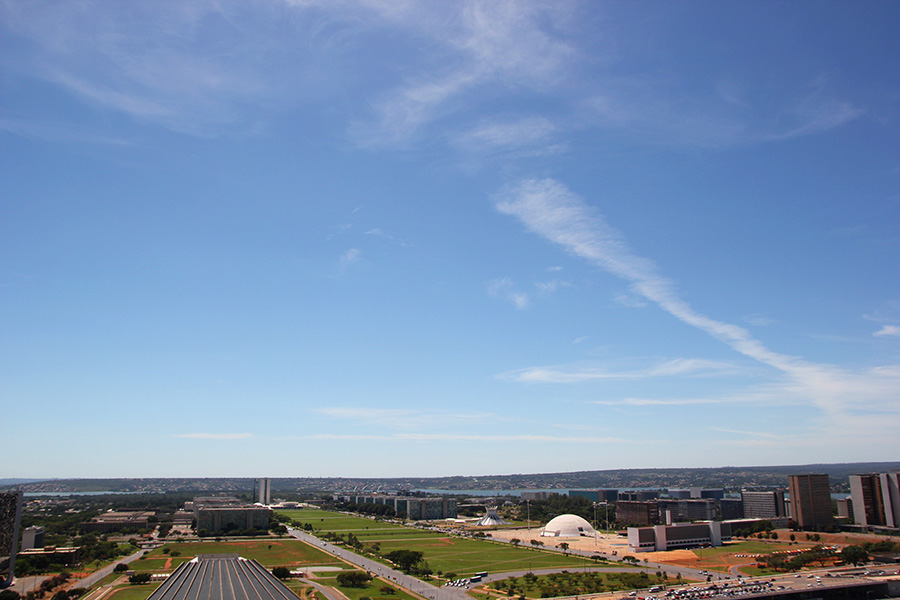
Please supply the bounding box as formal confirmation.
[493,178,872,417]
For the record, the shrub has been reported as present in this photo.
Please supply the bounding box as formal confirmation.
[129,573,152,585]
[336,571,372,588]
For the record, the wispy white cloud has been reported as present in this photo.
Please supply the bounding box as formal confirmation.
[452,116,560,154]
[534,280,571,294]
[2,0,862,150]
[495,178,900,421]
[365,228,412,247]
[582,77,862,148]
[593,397,722,406]
[308,432,623,443]
[339,248,361,269]
[348,1,576,146]
[488,277,530,309]
[874,325,900,337]
[174,433,253,440]
[502,358,742,384]
[711,427,789,439]
[315,406,503,430]
[0,117,130,145]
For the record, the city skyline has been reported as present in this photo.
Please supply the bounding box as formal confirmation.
[2,1,898,478]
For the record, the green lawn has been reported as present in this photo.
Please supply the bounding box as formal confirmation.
[279,509,592,577]
[142,539,340,567]
[129,558,190,572]
[313,574,421,600]
[695,540,813,559]
[486,570,667,598]
[105,583,162,600]
[377,537,591,577]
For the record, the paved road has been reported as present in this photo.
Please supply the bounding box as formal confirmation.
[300,577,350,600]
[76,547,146,590]
[288,527,468,600]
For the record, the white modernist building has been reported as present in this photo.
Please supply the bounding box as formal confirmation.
[628,521,731,552]
[540,514,597,537]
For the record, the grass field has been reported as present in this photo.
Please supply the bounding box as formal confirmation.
[481,570,667,598]
[105,583,161,600]
[277,509,595,577]
[129,558,191,572]
[661,540,818,575]
[312,574,421,600]
[144,539,340,567]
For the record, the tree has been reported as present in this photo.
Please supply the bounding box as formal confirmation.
[114,563,128,572]
[558,542,569,554]
[272,567,291,580]
[128,573,151,585]
[841,545,869,566]
[510,538,521,548]
[336,571,372,588]
[385,550,424,572]
[789,534,796,542]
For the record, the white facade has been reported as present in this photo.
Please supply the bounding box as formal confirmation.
[540,514,596,537]
[256,478,271,505]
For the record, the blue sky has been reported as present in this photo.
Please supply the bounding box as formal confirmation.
[2,1,898,479]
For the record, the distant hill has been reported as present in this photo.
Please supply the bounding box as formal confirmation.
[5,462,899,494]
[0,478,48,486]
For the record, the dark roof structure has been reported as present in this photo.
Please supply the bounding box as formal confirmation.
[147,555,296,600]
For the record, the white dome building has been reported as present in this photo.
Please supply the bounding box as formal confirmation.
[540,514,597,537]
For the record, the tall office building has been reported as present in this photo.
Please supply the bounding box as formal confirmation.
[881,472,900,527]
[256,478,271,505]
[21,526,45,550]
[1,491,23,589]
[849,472,900,528]
[741,490,786,519]
[788,474,833,530]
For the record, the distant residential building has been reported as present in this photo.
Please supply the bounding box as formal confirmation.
[401,497,457,520]
[17,547,81,566]
[667,489,692,499]
[616,500,659,525]
[680,499,718,521]
[849,472,900,528]
[191,496,270,533]
[197,506,270,533]
[657,499,717,523]
[569,489,618,503]
[788,474,833,530]
[520,491,554,501]
[333,494,457,520]
[836,497,853,520]
[21,526,45,550]
[618,490,659,502]
[628,521,731,552]
[80,511,155,533]
[719,498,744,520]
[741,491,786,519]
[692,488,725,500]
